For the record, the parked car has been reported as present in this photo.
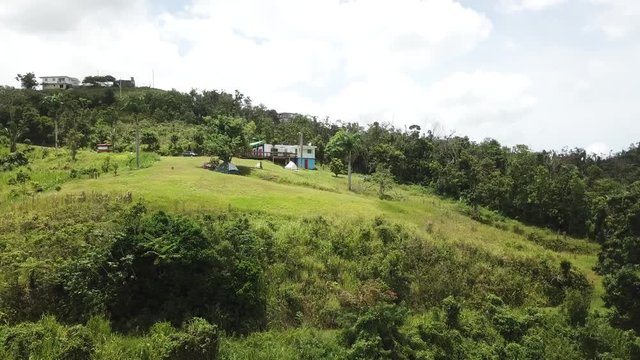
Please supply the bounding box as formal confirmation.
[182,151,197,157]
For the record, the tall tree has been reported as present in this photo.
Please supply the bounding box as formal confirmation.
[326,129,361,191]
[204,115,249,164]
[42,93,64,150]
[15,73,38,90]
[63,97,91,161]
[0,90,37,152]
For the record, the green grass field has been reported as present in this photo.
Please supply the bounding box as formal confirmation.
[0,151,604,308]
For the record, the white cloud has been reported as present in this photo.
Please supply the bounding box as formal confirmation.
[0,0,496,132]
[161,0,492,88]
[500,0,567,12]
[586,142,611,156]
[0,0,144,34]
[1,0,640,152]
[154,0,493,118]
[316,70,537,136]
[590,0,640,38]
[322,73,430,124]
[424,71,537,126]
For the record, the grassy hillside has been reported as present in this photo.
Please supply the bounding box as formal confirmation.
[3,148,627,359]
[1,150,602,305]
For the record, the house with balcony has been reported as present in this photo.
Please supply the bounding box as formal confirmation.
[40,76,80,90]
[248,141,317,169]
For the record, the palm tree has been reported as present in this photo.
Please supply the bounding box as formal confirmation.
[326,129,361,191]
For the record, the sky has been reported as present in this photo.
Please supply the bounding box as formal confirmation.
[1,0,639,154]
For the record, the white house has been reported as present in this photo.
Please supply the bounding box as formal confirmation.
[40,76,81,90]
[250,141,317,169]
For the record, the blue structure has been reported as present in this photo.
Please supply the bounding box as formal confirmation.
[297,157,316,170]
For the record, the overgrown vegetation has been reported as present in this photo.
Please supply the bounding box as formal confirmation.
[1,84,639,358]
[0,190,636,358]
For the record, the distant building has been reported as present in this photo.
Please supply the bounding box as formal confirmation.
[40,76,80,90]
[96,144,113,153]
[116,77,136,88]
[277,112,303,122]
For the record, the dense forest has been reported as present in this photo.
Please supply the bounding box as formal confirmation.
[1,84,640,359]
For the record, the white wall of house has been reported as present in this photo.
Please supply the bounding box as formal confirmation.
[269,144,316,158]
[272,144,298,155]
[40,76,80,86]
[302,146,316,159]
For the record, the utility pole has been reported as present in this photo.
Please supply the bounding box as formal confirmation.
[54,120,58,151]
[298,132,303,168]
[348,150,352,191]
[135,114,140,169]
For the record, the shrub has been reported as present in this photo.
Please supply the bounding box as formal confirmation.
[342,303,412,360]
[101,157,111,174]
[0,152,28,171]
[491,310,527,342]
[218,328,346,360]
[410,314,471,359]
[563,289,590,326]
[603,267,640,332]
[164,318,219,360]
[7,170,30,185]
[104,212,266,333]
[442,296,461,329]
[329,158,344,177]
[0,316,94,360]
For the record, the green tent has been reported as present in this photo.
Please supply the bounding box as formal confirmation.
[215,162,240,174]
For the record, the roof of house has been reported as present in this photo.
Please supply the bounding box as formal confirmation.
[273,144,317,148]
[39,76,78,79]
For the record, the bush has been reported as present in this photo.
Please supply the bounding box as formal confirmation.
[0,316,94,360]
[7,170,30,185]
[163,318,219,360]
[0,152,28,171]
[603,267,640,332]
[491,310,527,342]
[342,303,412,360]
[563,289,590,326]
[101,157,111,174]
[442,296,461,329]
[219,328,346,360]
[578,315,640,359]
[103,212,266,333]
[409,314,474,359]
[329,158,344,177]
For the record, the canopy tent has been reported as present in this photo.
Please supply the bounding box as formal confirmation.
[215,162,240,174]
[285,161,298,170]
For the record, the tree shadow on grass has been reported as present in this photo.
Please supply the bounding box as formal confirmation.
[236,165,253,176]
